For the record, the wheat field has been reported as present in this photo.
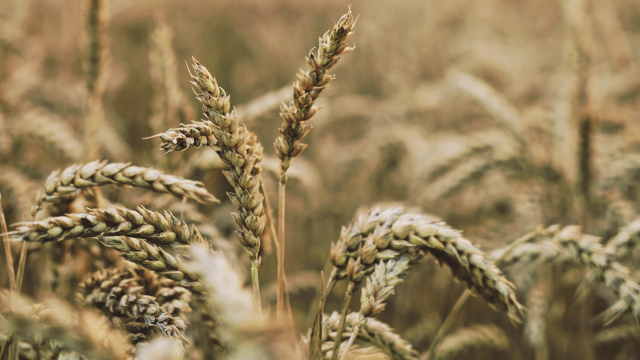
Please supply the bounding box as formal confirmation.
[1,0,640,359]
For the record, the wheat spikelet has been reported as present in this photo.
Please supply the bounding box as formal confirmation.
[77,267,186,344]
[35,161,218,212]
[274,9,356,173]
[319,312,418,360]
[329,207,523,322]
[434,324,509,360]
[605,218,640,259]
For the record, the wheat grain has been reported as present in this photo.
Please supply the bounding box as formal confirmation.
[35,161,218,212]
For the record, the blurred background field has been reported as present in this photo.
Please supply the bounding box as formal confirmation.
[1,0,640,359]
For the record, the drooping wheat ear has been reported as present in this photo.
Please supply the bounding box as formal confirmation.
[338,257,412,360]
[1,292,129,360]
[9,205,192,245]
[328,207,523,323]
[274,9,356,173]
[553,226,640,319]
[433,324,510,360]
[498,225,640,320]
[320,312,418,360]
[77,267,186,344]
[35,161,218,212]
[605,218,640,259]
[97,236,204,293]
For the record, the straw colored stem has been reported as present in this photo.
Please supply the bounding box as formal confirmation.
[251,259,263,317]
[330,281,356,360]
[339,324,360,360]
[0,194,16,291]
[423,290,471,360]
[15,242,28,292]
[277,177,287,319]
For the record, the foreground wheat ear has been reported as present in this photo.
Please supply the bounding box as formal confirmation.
[148,57,266,314]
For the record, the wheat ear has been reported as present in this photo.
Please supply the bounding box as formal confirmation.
[78,268,186,344]
[8,205,192,245]
[35,161,217,213]
[338,257,411,360]
[274,8,356,320]
[328,207,523,322]
[152,58,266,314]
[320,312,418,360]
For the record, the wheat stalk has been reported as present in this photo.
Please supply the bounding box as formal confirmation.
[274,9,356,319]
[35,161,218,213]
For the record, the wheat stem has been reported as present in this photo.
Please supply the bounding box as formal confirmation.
[15,242,28,292]
[330,281,355,360]
[339,324,360,360]
[251,259,263,317]
[277,177,287,320]
[0,194,16,291]
[423,290,471,360]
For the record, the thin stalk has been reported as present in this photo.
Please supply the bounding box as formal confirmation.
[15,241,28,292]
[339,324,361,360]
[251,259,263,317]
[277,176,287,319]
[0,335,14,360]
[330,282,356,360]
[324,267,339,297]
[423,290,471,360]
[0,194,16,291]
[423,229,541,360]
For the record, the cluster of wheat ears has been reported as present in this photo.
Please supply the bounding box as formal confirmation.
[1,3,640,360]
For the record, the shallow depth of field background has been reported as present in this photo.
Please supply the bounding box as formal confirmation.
[1,0,640,359]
